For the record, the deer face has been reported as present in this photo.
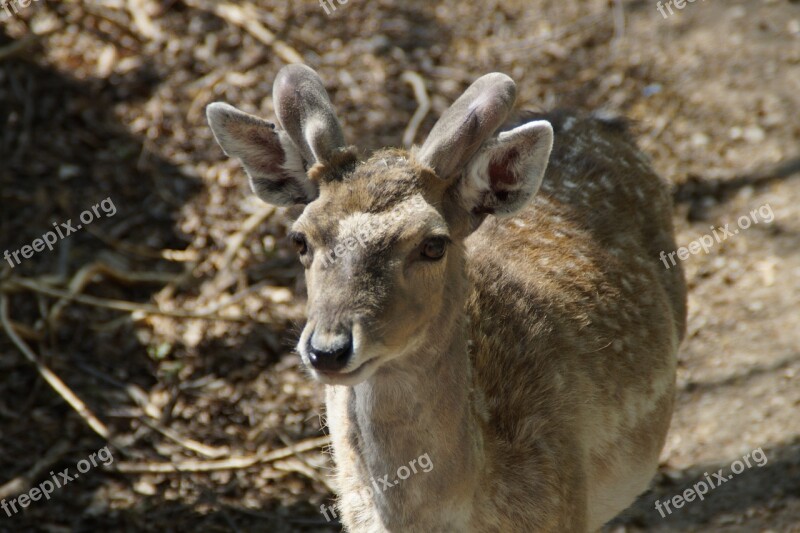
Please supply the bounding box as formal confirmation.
[288,153,461,385]
[207,65,553,385]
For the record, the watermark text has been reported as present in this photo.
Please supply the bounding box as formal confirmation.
[660,203,773,270]
[320,452,433,522]
[3,197,117,269]
[654,447,767,518]
[1,446,114,517]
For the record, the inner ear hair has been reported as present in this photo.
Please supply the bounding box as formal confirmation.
[460,119,554,217]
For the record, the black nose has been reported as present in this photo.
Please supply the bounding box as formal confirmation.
[307,335,353,372]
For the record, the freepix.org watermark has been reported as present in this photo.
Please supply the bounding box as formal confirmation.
[659,203,774,270]
[319,195,427,269]
[1,446,114,517]
[656,0,708,20]
[654,447,767,518]
[0,0,44,20]
[320,452,433,522]
[319,0,349,15]
[3,197,117,269]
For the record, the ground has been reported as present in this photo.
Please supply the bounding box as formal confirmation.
[0,0,798,531]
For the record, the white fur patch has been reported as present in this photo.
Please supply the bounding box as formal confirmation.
[460,121,554,216]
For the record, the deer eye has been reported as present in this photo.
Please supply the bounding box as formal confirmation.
[421,237,447,261]
[289,232,308,255]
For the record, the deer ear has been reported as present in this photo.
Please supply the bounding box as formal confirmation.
[417,73,517,180]
[207,102,317,206]
[458,120,553,216]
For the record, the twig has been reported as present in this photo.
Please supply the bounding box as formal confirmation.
[0,440,71,499]
[139,417,229,459]
[182,0,303,64]
[276,431,336,492]
[186,204,275,302]
[274,459,325,486]
[400,71,431,149]
[0,26,60,62]
[5,277,268,323]
[127,0,161,41]
[77,4,143,48]
[0,294,121,451]
[218,205,275,271]
[186,51,264,123]
[114,435,331,473]
[47,262,179,327]
[74,362,228,459]
[195,279,274,316]
[84,221,199,262]
[6,318,41,341]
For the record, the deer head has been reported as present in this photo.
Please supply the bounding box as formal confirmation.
[207,64,553,385]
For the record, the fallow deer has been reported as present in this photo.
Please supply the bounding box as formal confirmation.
[207,64,687,532]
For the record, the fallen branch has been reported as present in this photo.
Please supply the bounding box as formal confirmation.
[0,440,71,500]
[47,262,179,327]
[5,318,41,341]
[114,435,330,473]
[276,431,336,492]
[139,417,229,459]
[0,294,123,452]
[4,277,268,323]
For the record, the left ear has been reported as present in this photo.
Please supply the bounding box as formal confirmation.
[458,120,553,216]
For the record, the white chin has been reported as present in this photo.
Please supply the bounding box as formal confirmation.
[308,356,381,386]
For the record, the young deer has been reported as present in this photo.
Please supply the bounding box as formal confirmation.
[207,64,686,532]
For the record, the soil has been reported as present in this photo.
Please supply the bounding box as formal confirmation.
[0,0,798,532]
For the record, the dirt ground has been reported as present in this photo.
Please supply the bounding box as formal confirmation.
[0,0,798,531]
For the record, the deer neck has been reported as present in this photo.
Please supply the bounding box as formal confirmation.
[325,276,484,528]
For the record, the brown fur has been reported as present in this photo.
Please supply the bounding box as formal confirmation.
[207,80,686,530]
[286,111,687,532]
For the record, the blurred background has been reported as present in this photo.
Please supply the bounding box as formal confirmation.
[0,0,798,531]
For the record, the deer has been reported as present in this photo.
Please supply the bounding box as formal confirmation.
[206,64,687,532]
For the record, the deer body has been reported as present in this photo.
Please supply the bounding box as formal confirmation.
[207,66,686,532]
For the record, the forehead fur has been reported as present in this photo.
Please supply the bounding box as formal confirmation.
[307,148,445,218]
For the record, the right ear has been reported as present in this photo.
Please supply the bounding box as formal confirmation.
[207,64,348,206]
[207,103,315,206]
